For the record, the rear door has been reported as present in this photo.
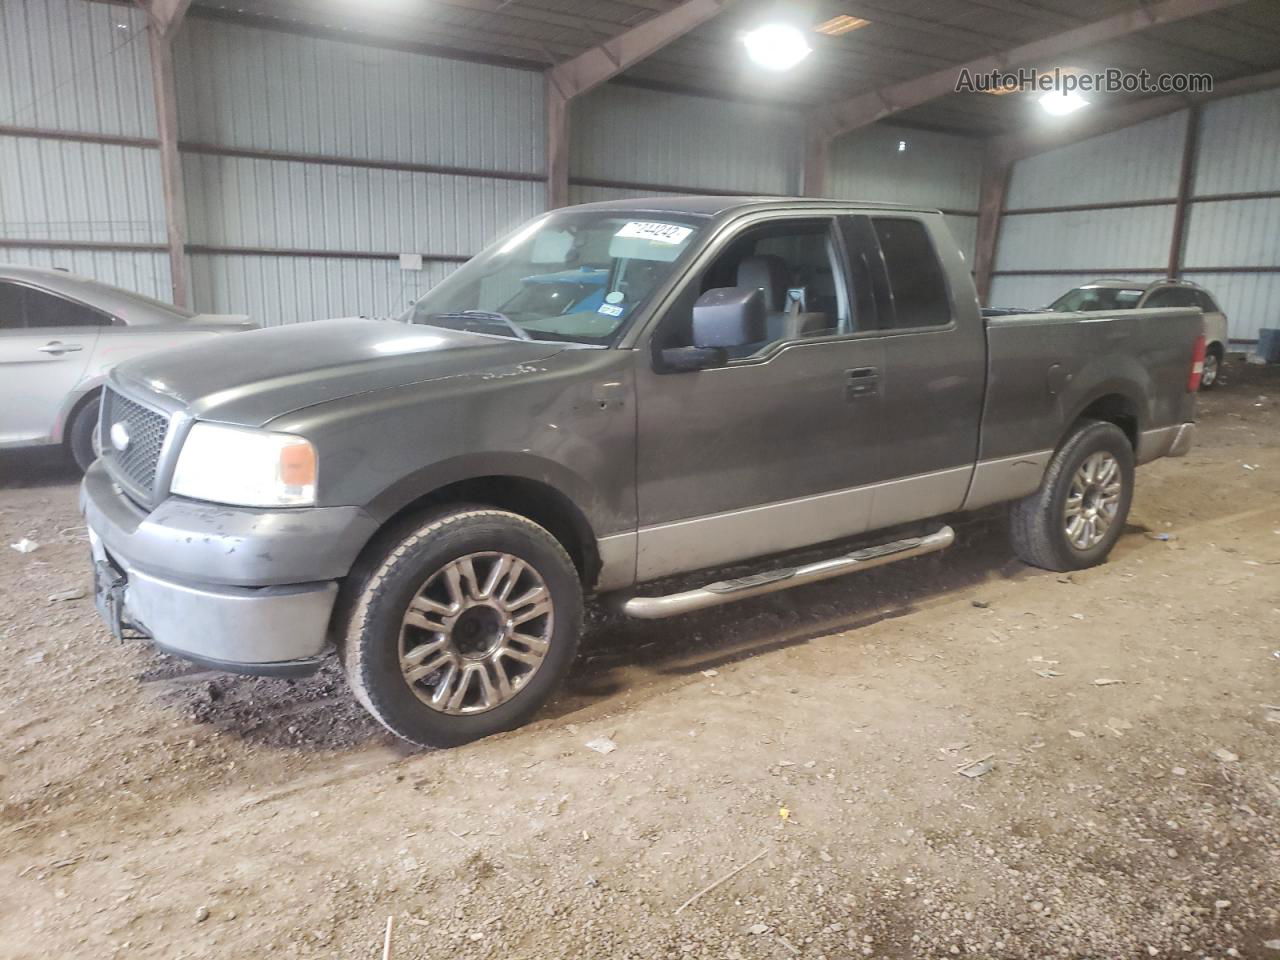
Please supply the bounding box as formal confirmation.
[842,214,986,529]
[633,214,884,580]
[0,282,105,445]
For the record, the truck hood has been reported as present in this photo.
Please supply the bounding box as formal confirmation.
[113,317,568,427]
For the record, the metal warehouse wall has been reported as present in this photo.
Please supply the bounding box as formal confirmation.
[827,125,982,264]
[569,84,802,200]
[991,92,1280,344]
[0,0,171,297]
[175,17,545,325]
[571,86,981,263]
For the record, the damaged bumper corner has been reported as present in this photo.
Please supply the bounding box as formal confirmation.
[81,461,377,676]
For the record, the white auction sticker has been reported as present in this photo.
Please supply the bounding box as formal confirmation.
[615,221,693,245]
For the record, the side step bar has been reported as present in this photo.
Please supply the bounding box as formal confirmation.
[620,525,955,620]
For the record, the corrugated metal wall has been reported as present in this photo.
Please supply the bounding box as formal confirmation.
[827,124,982,263]
[991,93,1280,343]
[0,0,170,298]
[570,85,801,196]
[570,90,981,260]
[175,17,544,325]
[991,112,1188,311]
[0,0,155,136]
[1005,112,1187,208]
[1188,89,1280,342]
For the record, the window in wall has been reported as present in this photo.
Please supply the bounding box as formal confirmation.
[871,217,951,328]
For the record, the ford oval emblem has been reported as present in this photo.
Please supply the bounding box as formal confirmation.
[110,421,131,452]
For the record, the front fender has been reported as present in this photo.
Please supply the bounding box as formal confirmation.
[365,451,600,529]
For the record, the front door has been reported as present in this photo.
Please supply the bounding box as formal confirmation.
[634,215,884,581]
[0,281,104,446]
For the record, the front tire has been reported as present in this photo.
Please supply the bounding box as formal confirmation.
[1009,420,1135,572]
[67,393,101,473]
[341,507,583,748]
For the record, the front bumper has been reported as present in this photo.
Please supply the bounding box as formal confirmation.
[81,461,379,675]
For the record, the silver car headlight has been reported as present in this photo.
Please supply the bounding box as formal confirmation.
[171,423,317,507]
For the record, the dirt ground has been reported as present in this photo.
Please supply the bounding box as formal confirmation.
[1,362,1278,960]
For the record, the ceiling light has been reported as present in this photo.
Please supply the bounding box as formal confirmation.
[897,140,907,152]
[815,14,871,36]
[1039,90,1090,115]
[742,23,812,72]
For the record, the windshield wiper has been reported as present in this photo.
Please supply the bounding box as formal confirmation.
[425,310,532,341]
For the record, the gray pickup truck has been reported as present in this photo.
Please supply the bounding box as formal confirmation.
[82,198,1203,747]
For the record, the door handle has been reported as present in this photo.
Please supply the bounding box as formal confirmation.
[38,341,83,355]
[845,367,879,400]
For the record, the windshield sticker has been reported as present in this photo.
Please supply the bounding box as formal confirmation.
[605,291,624,304]
[615,221,693,245]
[597,303,624,317]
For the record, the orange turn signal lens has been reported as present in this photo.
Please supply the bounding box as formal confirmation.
[279,440,317,487]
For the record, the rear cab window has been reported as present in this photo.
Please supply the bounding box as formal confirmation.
[869,217,952,329]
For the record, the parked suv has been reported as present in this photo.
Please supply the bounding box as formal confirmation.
[83,199,1202,748]
[1047,279,1230,388]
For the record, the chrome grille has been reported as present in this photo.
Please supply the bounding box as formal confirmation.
[101,388,170,496]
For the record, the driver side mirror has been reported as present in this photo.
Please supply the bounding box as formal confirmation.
[659,286,766,373]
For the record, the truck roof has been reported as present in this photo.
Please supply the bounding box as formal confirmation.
[567,196,944,217]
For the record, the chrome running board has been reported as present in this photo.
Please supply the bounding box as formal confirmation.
[620,525,955,619]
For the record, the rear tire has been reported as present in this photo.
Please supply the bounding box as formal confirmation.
[1009,420,1135,572]
[340,507,583,748]
[67,393,101,473]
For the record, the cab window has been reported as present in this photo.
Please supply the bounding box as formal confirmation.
[655,217,853,356]
[870,217,951,328]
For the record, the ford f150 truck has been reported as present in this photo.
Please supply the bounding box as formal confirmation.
[82,198,1203,748]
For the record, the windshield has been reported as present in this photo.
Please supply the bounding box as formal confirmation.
[1049,286,1144,312]
[400,211,705,344]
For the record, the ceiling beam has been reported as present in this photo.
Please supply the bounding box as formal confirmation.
[990,65,1280,163]
[545,0,730,209]
[811,0,1250,142]
[547,0,729,101]
[137,0,193,38]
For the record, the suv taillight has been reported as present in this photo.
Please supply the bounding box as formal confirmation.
[1188,334,1206,392]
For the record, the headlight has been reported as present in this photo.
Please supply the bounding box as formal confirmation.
[171,423,317,507]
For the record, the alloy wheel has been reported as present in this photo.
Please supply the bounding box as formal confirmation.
[398,552,554,715]
[1063,451,1122,550]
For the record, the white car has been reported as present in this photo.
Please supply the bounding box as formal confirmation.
[0,266,254,470]
[1047,279,1232,388]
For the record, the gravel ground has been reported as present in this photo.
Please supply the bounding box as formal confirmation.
[1,361,1278,960]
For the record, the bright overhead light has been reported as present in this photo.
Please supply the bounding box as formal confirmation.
[897,140,907,152]
[1039,90,1090,116]
[742,23,812,72]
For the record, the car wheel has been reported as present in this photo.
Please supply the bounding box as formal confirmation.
[1198,348,1222,389]
[67,393,102,473]
[340,506,583,748]
[1009,420,1135,572]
